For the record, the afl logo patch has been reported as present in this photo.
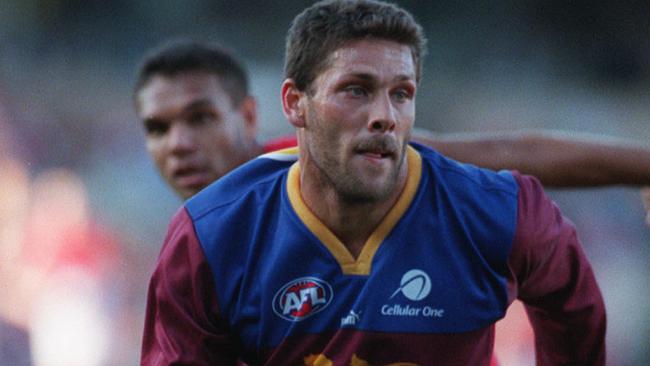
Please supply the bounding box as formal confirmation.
[272,277,333,321]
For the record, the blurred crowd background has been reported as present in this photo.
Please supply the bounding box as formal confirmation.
[0,1,649,365]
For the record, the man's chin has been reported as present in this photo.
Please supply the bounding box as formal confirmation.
[171,174,213,199]
[177,190,197,200]
[173,184,204,200]
[344,158,405,202]
[336,173,397,203]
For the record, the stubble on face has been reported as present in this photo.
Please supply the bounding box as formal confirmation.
[303,99,409,204]
[295,39,416,209]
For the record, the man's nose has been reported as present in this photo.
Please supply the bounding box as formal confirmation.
[168,123,196,154]
[367,92,396,133]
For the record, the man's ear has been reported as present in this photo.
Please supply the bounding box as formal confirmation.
[239,95,258,141]
[281,79,306,128]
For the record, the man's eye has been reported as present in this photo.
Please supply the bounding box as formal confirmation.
[345,86,367,98]
[393,89,412,102]
[144,121,168,136]
[188,111,215,125]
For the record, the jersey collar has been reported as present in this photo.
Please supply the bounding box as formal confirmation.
[287,145,422,275]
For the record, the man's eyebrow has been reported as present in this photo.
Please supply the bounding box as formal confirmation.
[393,74,416,83]
[343,72,416,83]
[182,99,215,112]
[142,114,165,124]
[345,72,375,81]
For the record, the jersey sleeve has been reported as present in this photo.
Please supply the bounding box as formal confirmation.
[141,207,240,365]
[507,172,606,365]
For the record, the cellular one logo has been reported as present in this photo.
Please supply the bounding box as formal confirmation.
[272,277,333,321]
[390,269,431,301]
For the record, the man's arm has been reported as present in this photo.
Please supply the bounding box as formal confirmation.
[506,172,606,365]
[413,128,650,187]
[141,207,240,365]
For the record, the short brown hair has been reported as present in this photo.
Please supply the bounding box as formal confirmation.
[284,0,427,93]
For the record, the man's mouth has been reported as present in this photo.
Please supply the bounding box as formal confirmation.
[355,139,398,160]
[172,167,211,189]
[358,150,392,159]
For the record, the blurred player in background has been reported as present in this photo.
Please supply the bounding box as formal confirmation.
[0,91,32,366]
[1,89,133,366]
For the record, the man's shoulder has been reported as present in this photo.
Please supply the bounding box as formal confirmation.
[186,148,298,220]
[412,142,518,196]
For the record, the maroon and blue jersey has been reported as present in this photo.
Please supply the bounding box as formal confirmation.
[142,143,605,365]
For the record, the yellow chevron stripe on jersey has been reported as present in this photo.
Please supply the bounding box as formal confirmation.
[287,146,422,275]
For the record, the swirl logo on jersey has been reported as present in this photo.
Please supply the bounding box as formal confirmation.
[390,269,431,301]
[273,276,333,321]
[381,269,444,318]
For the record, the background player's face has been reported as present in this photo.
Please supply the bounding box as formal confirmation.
[299,39,416,203]
[136,72,255,199]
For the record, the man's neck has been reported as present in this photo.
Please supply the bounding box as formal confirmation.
[299,161,408,259]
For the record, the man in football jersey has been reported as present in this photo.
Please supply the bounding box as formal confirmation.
[142,1,607,364]
[134,40,650,202]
